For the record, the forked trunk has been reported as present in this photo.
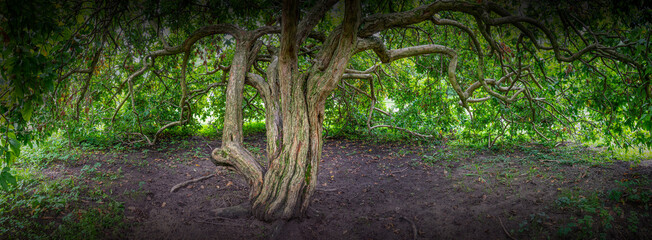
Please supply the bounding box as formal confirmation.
[211,0,360,221]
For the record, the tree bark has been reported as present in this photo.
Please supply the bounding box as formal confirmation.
[211,34,265,200]
[211,0,361,221]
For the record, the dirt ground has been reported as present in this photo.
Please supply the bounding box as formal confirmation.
[47,134,652,239]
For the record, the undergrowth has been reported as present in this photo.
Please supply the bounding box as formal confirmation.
[551,176,651,239]
[0,133,127,239]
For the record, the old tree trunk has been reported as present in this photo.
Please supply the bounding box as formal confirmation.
[210,0,360,221]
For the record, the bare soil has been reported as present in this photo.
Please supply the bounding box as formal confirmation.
[48,134,652,239]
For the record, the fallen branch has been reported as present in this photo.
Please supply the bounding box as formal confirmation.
[170,174,215,193]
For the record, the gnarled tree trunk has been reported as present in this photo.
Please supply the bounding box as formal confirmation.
[211,0,360,221]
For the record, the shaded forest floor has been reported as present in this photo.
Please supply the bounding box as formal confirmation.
[3,133,652,239]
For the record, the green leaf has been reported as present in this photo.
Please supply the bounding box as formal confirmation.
[5,151,16,165]
[9,139,20,156]
[76,14,85,24]
[0,167,16,189]
[21,101,33,121]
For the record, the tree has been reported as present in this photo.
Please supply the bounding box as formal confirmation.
[1,0,648,220]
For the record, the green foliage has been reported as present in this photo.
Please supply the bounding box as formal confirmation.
[0,168,16,190]
[0,175,126,239]
[0,134,126,239]
[518,212,550,234]
[553,176,651,238]
[324,2,651,152]
[53,201,125,240]
[18,131,77,167]
[243,121,267,136]
[421,148,466,165]
[608,177,651,206]
[0,0,90,188]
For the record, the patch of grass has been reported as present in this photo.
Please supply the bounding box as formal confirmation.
[518,212,551,235]
[546,177,651,239]
[18,131,80,168]
[197,124,221,138]
[514,144,612,166]
[191,146,208,159]
[463,164,489,184]
[612,147,652,163]
[526,165,540,181]
[1,135,127,239]
[0,173,126,239]
[421,148,470,165]
[556,190,602,214]
[607,177,651,207]
[496,168,517,186]
[123,181,148,200]
[421,154,440,165]
[243,121,266,136]
[79,163,123,182]
[80,163,102,179]
[53,200,125,239]
[454,180,473,192]
[244,143,262,155]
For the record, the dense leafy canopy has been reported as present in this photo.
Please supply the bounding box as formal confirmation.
[0,0,649,189]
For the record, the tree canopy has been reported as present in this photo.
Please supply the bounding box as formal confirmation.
[0,0,649,219]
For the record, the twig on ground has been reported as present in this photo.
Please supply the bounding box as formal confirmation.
[316,188,339,192]
[204,216,235,221]
[400,216,418,240]
[170,174,215,193]
[496,215,517,240]
[391,167,408,174]
[193,219,242,227]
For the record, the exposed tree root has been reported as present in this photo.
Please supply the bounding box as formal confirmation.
[400,216,418,240]
[496,215,517,240]
[212,204,250,219]
[170,174,215,193]
[306,206,323,217]
[193,219,242,227]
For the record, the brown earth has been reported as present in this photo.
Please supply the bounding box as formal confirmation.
[49,134,652,239]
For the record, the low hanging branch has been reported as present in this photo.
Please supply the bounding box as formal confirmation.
[103,23,272,145]
[341,64,434,138]
[147,50,193,145]
[353,1,642,140]
[74,45,104,120]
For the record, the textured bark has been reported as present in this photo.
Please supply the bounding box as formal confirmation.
[208,0,361,221]
[253,0,359,221]
[211,36,265,200]
[249,0,311,220]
